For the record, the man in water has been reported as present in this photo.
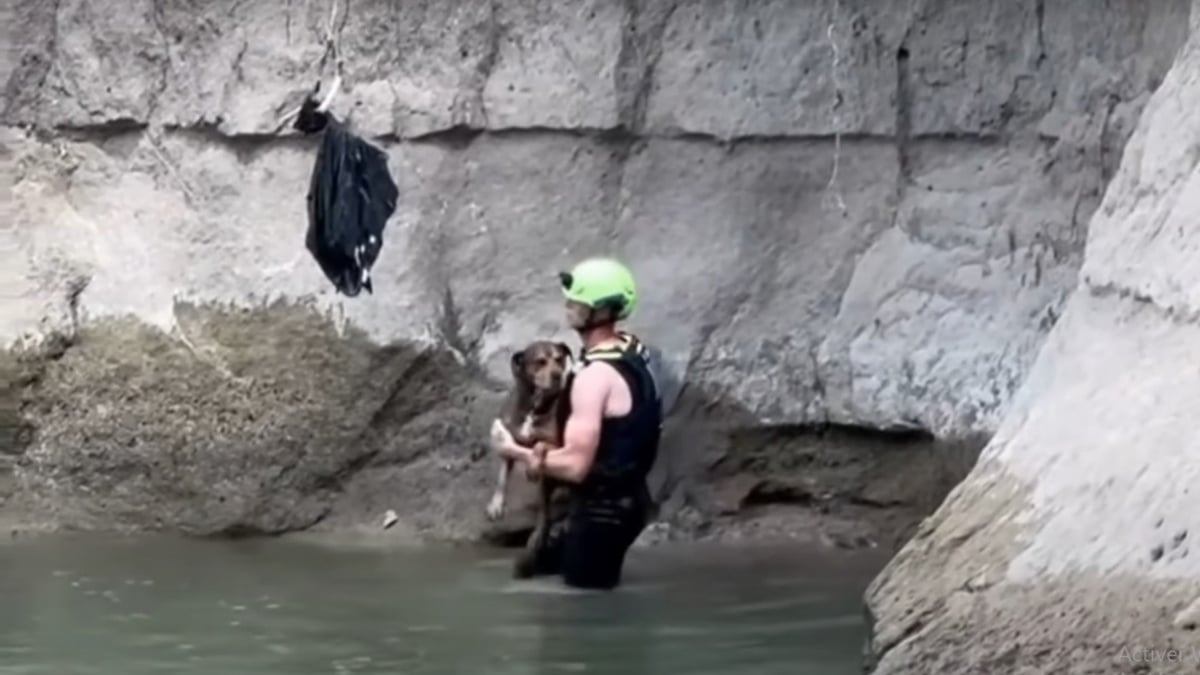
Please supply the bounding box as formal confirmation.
[493,257,663,590]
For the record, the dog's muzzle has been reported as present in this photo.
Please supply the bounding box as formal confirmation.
[531,388,554,414]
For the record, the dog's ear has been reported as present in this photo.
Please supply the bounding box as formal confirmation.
[510,350,526,377]
[557,342,575,374]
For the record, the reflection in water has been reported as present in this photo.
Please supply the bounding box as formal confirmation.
[532,583,655,675]
[0,534,886,674]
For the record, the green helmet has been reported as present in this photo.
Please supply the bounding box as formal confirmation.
[558,257,639,320]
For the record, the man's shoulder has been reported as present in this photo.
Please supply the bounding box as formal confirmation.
[580,332,650,364]
[573,358,624,384]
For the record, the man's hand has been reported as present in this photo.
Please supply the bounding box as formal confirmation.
[524,442,550,481]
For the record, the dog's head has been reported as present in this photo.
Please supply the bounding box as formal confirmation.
[511,340,573,399]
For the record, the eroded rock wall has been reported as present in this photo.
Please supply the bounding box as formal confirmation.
[865,4,1200,673]
[1,0,1187,537]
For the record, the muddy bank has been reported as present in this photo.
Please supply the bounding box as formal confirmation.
[2,311,983,557]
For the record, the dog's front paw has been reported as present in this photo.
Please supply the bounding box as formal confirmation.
[486,493,506,521]
[489,419,512,450]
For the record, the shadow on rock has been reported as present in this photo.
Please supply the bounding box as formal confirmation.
[639,384,990,554]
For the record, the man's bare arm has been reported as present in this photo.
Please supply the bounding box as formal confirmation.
[539,364,609,483]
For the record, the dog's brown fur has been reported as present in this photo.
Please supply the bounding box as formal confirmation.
[487,340,576,578]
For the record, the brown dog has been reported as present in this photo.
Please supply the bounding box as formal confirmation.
[487,340,575,578]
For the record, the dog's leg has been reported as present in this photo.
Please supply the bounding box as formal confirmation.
[487,419,517,520]
[514,467,558,578]
[514,445,551,577]
[487,457,512,521]
[514,492,548,578]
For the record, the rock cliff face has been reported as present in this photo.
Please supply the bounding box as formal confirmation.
[865,3,1200,673]
[0,0,1188,554]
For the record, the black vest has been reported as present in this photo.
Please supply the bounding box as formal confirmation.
[574,333,663,496]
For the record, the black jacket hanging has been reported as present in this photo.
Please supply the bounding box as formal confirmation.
[294,97,398,297]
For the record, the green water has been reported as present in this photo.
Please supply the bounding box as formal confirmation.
[0,533,884,674]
